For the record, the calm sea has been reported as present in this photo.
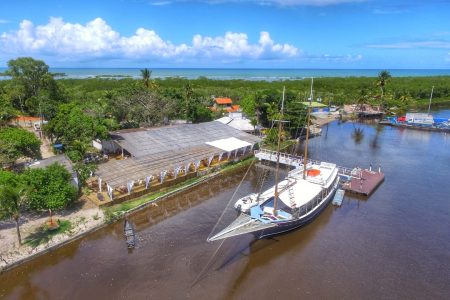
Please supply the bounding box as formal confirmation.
[1,68,450,80]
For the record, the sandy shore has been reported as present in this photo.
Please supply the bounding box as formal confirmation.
[311,113,340,126]
[0,201,104,272]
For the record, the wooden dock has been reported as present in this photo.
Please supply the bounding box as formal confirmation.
[342,169,384,196]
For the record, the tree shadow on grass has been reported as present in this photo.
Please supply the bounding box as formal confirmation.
[24,220,72,248]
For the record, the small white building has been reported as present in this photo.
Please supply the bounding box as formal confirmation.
[215,112,259,133]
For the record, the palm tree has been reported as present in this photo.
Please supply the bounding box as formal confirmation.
[377,70,391,109]
[0,186,28,245]
[140,68,152,88]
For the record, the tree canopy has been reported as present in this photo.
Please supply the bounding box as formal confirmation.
[3,57,67,117]
[21,164,77,211]
[0,95,17,126]
[0,184,28,245]
[6,57,50,98]
[44,103,110,161]
[0,127,42,164]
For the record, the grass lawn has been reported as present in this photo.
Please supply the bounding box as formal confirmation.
[24,220,72,248]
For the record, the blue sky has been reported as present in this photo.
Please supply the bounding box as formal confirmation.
[0,0,449,68]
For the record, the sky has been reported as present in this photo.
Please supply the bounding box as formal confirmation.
[0,0,450,69]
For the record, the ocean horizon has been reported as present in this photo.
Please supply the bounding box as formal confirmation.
[2,68,450,81]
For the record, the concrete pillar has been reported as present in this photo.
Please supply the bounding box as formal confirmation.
[107,184,113,200]
[194,161,201,171]
[127,180,134,195]
[174,166,182,179]
[145,176,152,189]
[207,155,214,167]
[98,177,102,192]
[160,170,167,183]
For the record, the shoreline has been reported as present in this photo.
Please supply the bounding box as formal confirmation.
[0,157,254,273]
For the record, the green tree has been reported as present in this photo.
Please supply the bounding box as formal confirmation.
[112,88,176,126]
[0,185,28,245]
[183,81,194,119]
[141,68,151,88]
[5,57,50,99]
[4,57,66,117]
[377,70,392,102]
[284,101,307,138]
[4,82,26,113]
[44,103,109,161]
[241,94,256,118]
[21,164,77,215]
[0,127,42,164]
[188,104,213,123]
[0,170,21,187]
[0,171,27,245]
[0,96,17,127]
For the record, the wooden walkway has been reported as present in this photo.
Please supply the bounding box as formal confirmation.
[342,169,384,196]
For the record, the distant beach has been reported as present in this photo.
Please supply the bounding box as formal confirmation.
[2,68,450,81]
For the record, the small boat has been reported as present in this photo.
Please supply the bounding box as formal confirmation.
[124,219,136,248]
[332,189,345,206]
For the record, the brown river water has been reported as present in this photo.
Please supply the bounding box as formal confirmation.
[1,115,450,299]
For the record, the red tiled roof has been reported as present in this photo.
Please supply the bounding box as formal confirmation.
[215,97,232,105]
[14,116,42,122]
[227,105,241,112]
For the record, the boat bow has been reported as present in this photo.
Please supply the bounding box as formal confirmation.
[207,214,277,242]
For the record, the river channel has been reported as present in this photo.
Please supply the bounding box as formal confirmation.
[1,110,449,299]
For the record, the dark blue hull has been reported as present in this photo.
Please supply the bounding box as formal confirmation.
[256,183,338,239]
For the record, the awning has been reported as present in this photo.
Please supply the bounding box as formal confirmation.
[206,137,252,152]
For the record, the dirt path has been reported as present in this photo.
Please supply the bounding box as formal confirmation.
[312,113,339,126]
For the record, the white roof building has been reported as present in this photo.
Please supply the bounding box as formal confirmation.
[215,112,258,132]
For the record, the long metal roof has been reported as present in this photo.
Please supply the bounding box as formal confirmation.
[96,121,261,188]
[109,121,260,158]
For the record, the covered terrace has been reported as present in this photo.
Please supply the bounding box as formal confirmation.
[92,121,261,204]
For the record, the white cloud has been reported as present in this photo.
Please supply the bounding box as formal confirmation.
[367,40,450,49]
[0,17,299,63]
[0,19,9,24]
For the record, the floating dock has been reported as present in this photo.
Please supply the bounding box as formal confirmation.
[332,189,345,206]
[342,169,384,196]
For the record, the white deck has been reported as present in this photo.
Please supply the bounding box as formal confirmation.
[253,162,338,209]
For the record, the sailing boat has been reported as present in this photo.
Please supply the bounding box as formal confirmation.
[208,81,340,241]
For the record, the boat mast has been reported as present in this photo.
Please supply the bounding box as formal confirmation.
[303,78,313,180]
[273,86,285,216]
[428,86,434,115]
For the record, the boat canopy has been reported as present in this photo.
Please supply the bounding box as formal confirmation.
[279,179,322,208]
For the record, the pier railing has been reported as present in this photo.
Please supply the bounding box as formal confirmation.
[255,149,361,179]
